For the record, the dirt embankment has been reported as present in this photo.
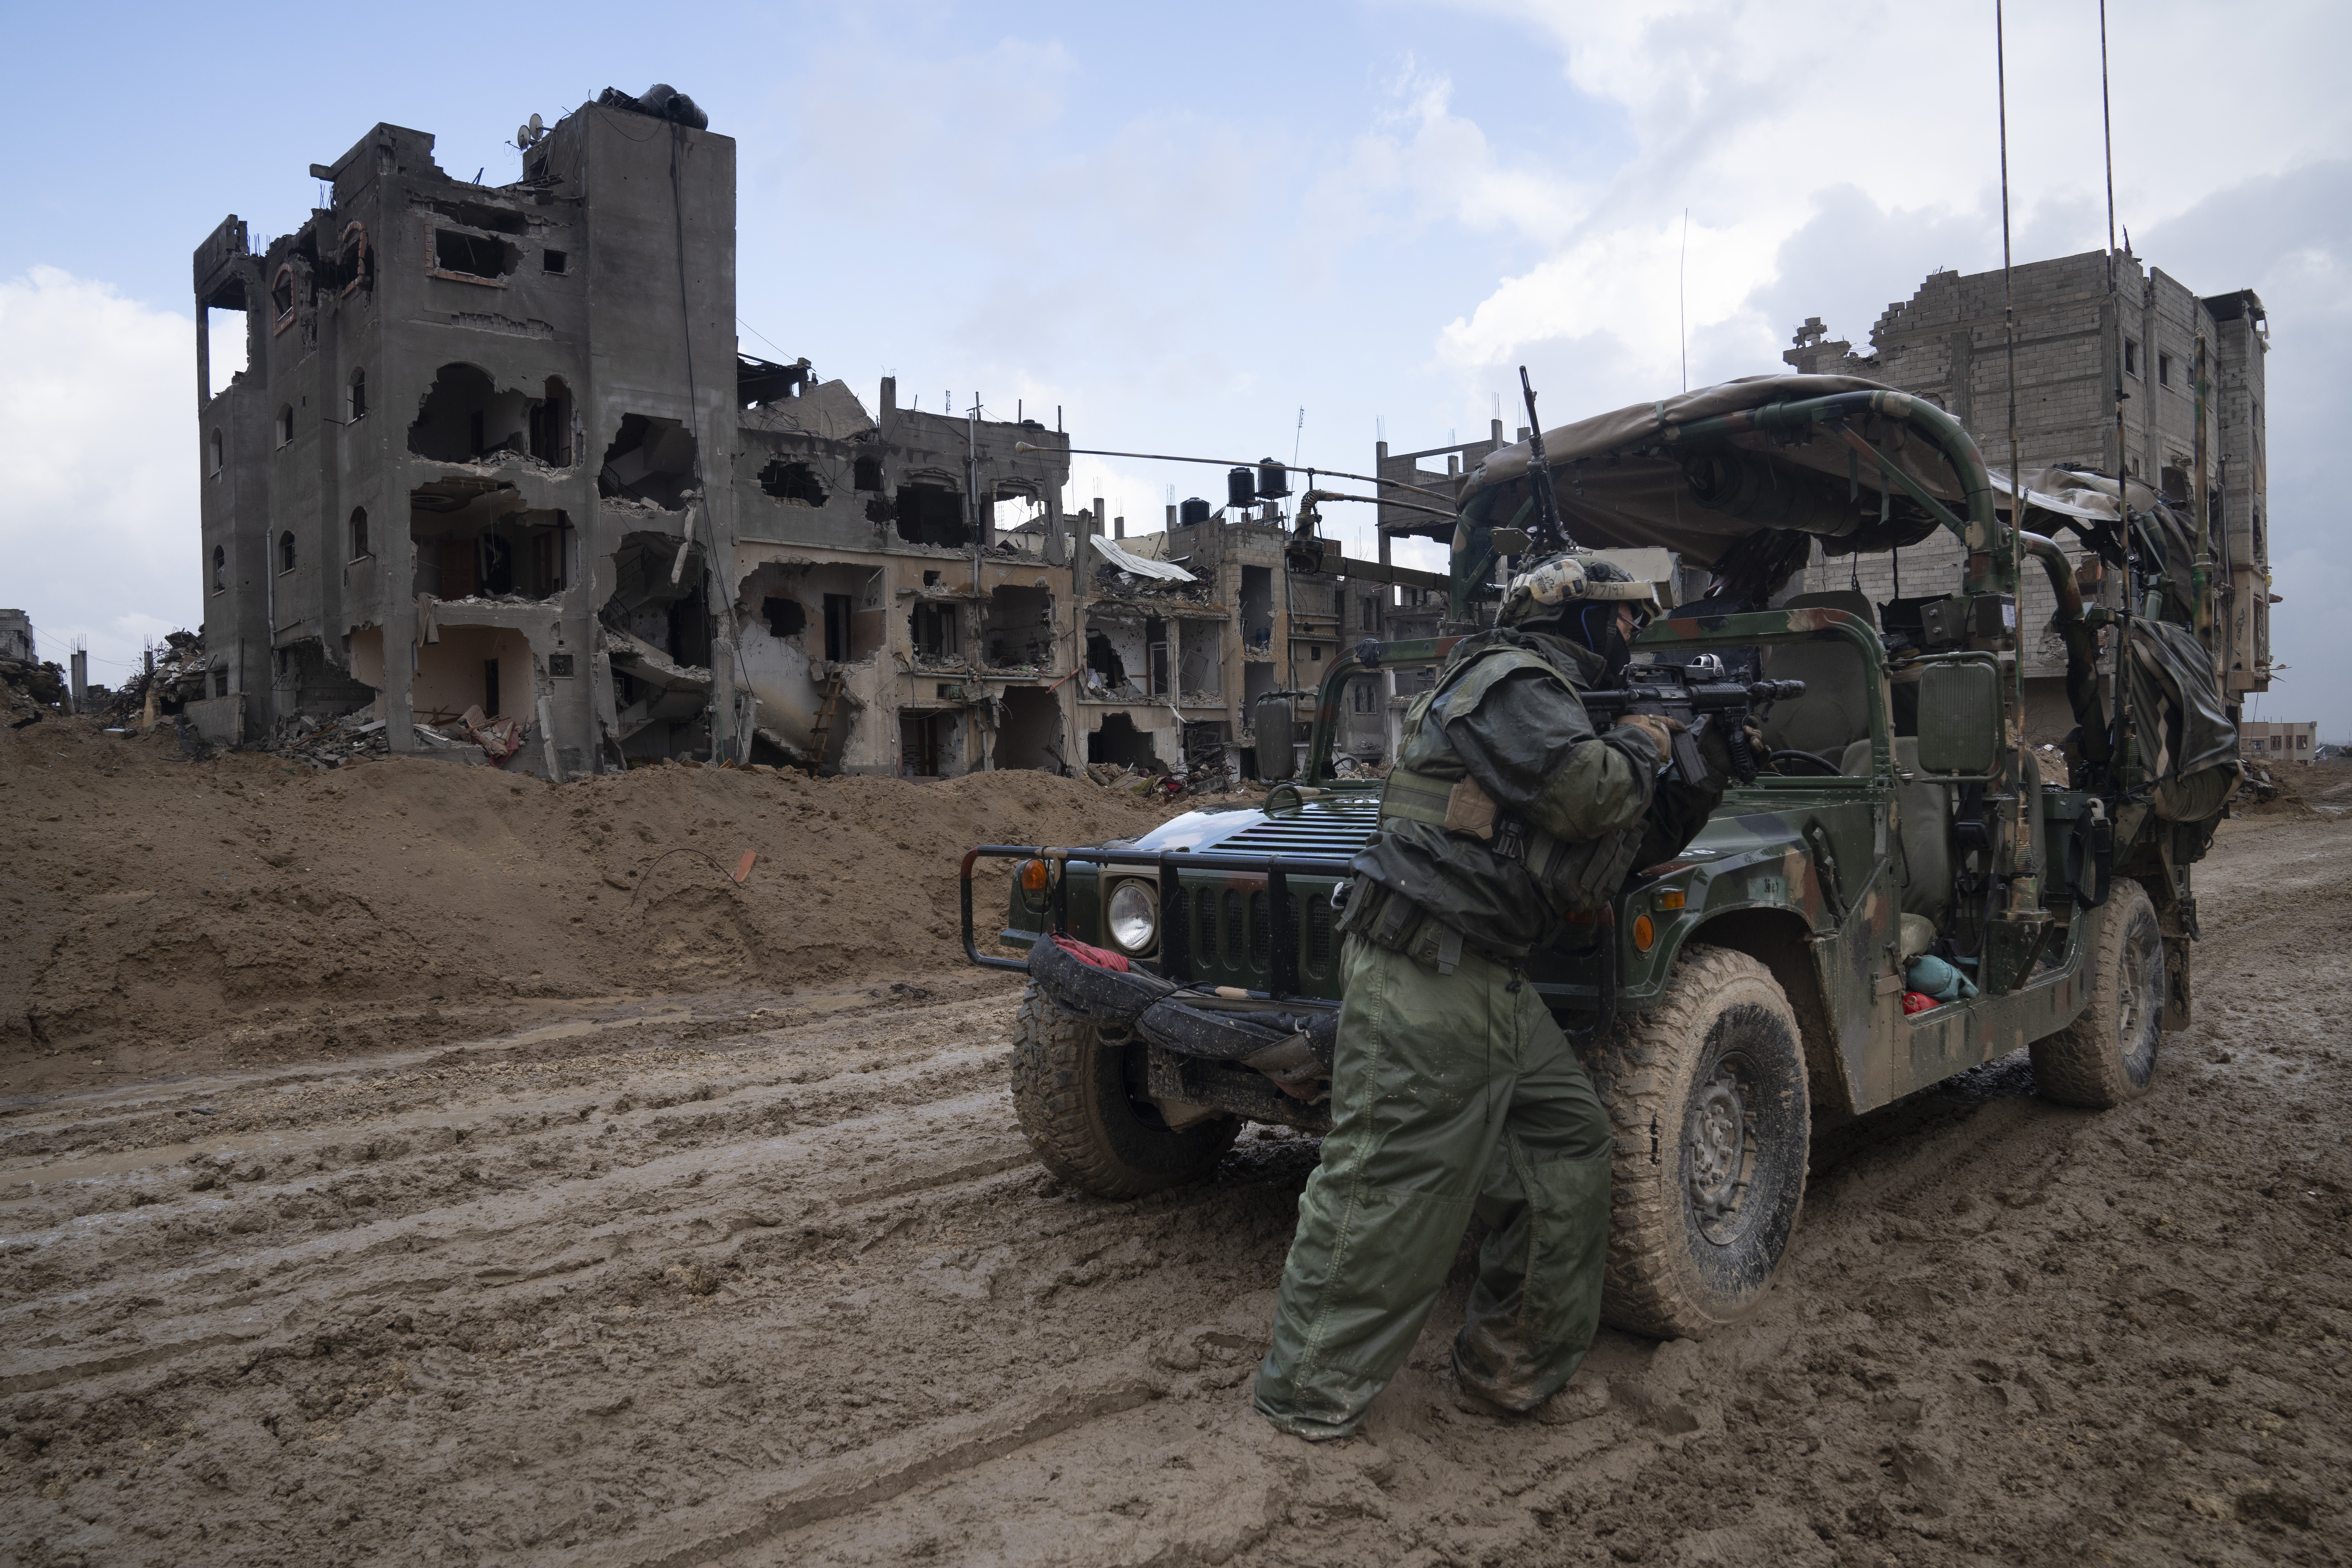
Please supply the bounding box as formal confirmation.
[1,716,1179,1089]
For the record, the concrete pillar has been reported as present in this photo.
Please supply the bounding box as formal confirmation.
[69,649,87,713]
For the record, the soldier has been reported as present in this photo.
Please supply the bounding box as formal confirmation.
[1253,551,1726,1439]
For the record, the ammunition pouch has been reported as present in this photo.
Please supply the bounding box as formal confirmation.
[1378,766,1646,916]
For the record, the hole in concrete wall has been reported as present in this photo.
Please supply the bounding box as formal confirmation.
[1179,627,1220,698]
[895,484,968,548]
[1240,565,1273,650]
[761,597,806,638]
[1088,712,1159,769]
[350,507,370,560]
[2160,463,2191,507]
[853,454,883,491]
[598,415,699,508]
[983,585,1054,669]
[901,712,953,777]
[758,458,827,505]
[602,531,711,667]
[276,405,295,447]
[432,228,518,282]
[529,377,573,466]
[913,602,959,659]
[411,625,536,726]
[212,544,226,592]
[347,367,367,421]
[543,249,567,275]
[272,635,379,720]
[997,686,1064,772]
[410,363,530,462]
[270,266,295,326]
[279,531,297,573]
[1085,630,1126,689]
[412,485,569,601]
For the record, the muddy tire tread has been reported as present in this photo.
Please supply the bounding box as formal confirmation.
[2030,881,2161,1109]
[1009,983,1234,1198]
[1584,944,1808,1340]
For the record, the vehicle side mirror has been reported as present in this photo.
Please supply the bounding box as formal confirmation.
[1254,694,1298,781]
[1916,662,2000,776]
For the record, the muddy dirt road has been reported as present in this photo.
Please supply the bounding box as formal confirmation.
[4,814,2347,1568]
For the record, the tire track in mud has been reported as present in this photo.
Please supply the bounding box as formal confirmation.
[5,821,2350,1568]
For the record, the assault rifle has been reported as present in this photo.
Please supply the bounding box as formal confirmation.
[1518,365,1572,555]
[1580,657,1806,787]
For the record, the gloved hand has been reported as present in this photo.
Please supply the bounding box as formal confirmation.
[1696,716,1773,782]
[1613,713,1681,770]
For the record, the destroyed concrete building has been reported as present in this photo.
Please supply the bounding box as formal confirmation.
[193,88,1074,778]
[1783,249,2274,728]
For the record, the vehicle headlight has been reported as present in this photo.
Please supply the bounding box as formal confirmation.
[1106,881,1159,953]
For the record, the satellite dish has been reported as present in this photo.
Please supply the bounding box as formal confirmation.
[529,113,543,135]
[516,125,531,150]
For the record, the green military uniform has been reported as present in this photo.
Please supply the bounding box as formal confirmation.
[1255,572,1722,1439]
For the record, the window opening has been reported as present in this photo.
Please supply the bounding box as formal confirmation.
[2123,338,2139,376]
[1352,678,1378,715]
[912,602,959,659]
[279,531,297,573]
[542,249,567,274]
[758,458,827,504]
[270,265,296,328]
[212,545,226,592]
[336,222,371,295]
[347,368,367,422]
[277,405,295,447]
[853,454,883,491]
[2158,352,2173,388]
[484,658,500,720]
[207,429,223,476]
[350,507,370,559]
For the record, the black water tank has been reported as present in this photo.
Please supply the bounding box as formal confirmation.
[1226,467,1257,509]
[1256,459,1290,499]
[1180,496,1211,527]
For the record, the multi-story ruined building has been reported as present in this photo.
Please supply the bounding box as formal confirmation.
[193,88,1075,778]
[1783,249,2272,729]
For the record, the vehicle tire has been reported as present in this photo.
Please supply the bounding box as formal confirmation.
[1010,981,1237,1198]
[1581,945,1810,1340]
[2029,880,2162,1108]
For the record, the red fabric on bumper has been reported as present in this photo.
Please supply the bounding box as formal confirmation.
[1052,933,1130,973]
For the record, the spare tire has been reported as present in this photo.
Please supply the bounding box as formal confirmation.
[1028,936,1176,1028]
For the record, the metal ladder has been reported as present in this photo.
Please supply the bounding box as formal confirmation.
[805,672,846,775]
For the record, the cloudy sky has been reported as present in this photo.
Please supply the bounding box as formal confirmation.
[4,1,2343,733]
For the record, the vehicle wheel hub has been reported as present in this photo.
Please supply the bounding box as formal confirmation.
[1687,1068,1748,1229]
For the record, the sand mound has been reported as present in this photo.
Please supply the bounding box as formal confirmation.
[1,716,1182,1070]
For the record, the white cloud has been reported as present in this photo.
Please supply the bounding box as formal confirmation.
[0,267,199,690]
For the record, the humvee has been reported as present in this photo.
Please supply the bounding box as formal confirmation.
[960,375,2239,1338]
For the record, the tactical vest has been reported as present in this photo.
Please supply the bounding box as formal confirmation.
[1375,641,1647,919]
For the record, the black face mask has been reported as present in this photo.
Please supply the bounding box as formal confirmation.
[1572,603,1634,683]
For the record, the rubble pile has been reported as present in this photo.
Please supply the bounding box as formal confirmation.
[0,654,67,720]
[102,630,209,720]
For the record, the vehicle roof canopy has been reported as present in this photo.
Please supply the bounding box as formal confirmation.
[1439,374,2192,572]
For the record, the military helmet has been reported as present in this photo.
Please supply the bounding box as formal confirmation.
[1497,550,1661,629]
